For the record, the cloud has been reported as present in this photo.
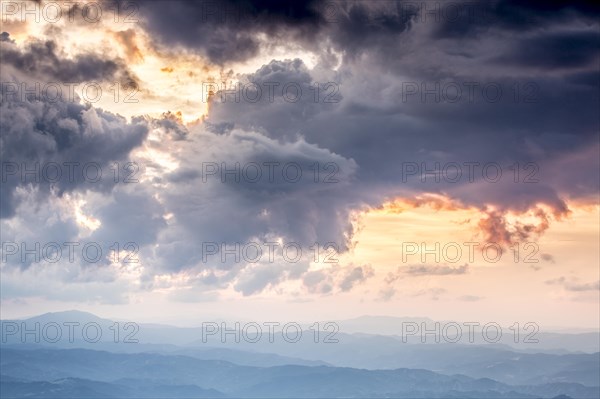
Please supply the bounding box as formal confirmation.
[2,0,598,303]
[404,264,469,277]
[88,189,167,248]
[0,264,132,305]
[457,295,484,302]
[112,29,145,63]
[137,4,599,258]
[492,30,600,69]
[133,0,325,64]
[541,253,555,263]
[384,264,468,284]
[378,287,396,301]
[1,32,15,43]
[303,270,333,294]
[234,262,306,296]
[203,47,599,237]
[0,37,138,87]
[167,288,220,303]
[412,288,447,300]
[477,207,557,247]
[546,277,600,292]
[0,76,148,219]
[142,124,360,275]
[434,0,600,38]
[302,264,374,294]
[339,264,374,291]
[207,58,342,140]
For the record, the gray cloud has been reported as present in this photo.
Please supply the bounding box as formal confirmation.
[546,277,600,292]
[457,295,484,302]
[143,125,360,275]
[378,287,396,301]
[133,0,325,64]
[404,264,469,277]
[303,270,333,294]
[1,32,15,43]
[203,20,599,245]
[412,287,447,300]
[234,262,307,296]
[492,30,600,69]
[434,0,600,38]
[339,264,374,292]
[0,36,139,87]
[0,76,148,219]
[302,264,374,294]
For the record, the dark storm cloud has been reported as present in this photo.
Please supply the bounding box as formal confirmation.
[3,0,599,299]
[0,32,151,220]
[200,0,598,249]
[207,58,341,140]
[130,0,324,64]
[151,111,189,140]
[1,32,15,43]
[133,0,419,64]
[434,0,600,38]
[0,77,148,219]
[206,54,599,221]
[0,37,139,86]
[493,30,600,69]
[323,1,416,61]
[144,126,360,275]
[88,190,167,248]
[134,0,600,67]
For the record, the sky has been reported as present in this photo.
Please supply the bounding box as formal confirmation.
[0,0,599,330]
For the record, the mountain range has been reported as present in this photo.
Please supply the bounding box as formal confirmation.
[1,311,598,398]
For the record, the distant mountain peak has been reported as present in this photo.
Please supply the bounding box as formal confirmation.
[23,310,109,323]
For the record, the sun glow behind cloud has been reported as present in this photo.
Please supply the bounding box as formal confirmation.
[2,0,215,122]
